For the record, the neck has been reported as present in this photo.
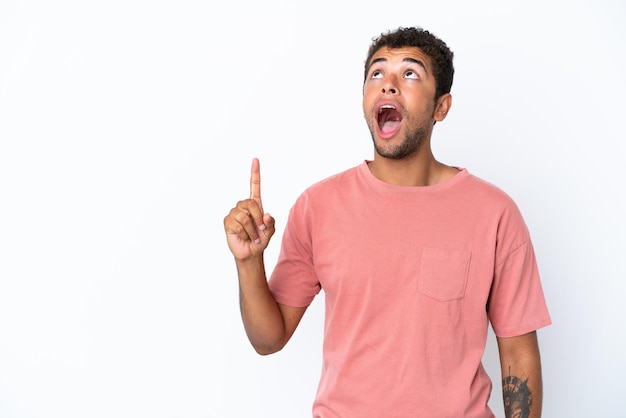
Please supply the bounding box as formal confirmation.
[368,151,458,187]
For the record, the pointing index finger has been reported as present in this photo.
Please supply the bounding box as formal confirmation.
[249,157,264,212]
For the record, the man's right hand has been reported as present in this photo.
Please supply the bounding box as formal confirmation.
[223,158,276,261]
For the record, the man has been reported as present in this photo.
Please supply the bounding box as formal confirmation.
[224,26,551,418]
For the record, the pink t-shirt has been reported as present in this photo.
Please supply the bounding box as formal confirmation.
[268,161,551,418]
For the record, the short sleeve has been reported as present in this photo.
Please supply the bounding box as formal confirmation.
[488,240,552,337]
[268,194,321,307]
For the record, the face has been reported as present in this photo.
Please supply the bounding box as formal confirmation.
[362,47,448,159]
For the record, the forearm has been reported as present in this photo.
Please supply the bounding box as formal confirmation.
[236,256,287,355]
[497,332,544,418]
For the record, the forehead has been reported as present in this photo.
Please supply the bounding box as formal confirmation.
[368,46,432,72]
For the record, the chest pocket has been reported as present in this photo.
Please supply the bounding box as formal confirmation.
[418,247,471,301]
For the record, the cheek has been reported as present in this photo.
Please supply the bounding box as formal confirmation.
[363,80,380,98]
[362,88,378,112]
[361,97,371,116]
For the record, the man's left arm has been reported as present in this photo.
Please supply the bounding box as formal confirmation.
[496,331,544,418]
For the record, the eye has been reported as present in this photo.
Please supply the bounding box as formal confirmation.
[404,70,419,79]
[371,70,383,79]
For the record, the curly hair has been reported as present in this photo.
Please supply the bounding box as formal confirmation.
[364,27,455,101]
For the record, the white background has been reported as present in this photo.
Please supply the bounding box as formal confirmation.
[1,0,625,417]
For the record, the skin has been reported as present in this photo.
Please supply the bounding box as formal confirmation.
[362,47,456,187]
[223,157,305,355]
[223,45,544,416]
[498,331,544,418]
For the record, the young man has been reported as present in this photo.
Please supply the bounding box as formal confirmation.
[224,27,551,418]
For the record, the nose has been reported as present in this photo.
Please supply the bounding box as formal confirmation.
[381,76,398,95]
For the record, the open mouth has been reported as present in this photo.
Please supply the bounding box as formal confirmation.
[377,104,403,135]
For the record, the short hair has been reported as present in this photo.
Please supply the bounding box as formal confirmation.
[364,27,455,101]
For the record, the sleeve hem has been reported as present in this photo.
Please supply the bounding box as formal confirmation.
[270,290,314,308]
[493,316,552,338]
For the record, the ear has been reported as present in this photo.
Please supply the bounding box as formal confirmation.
[433,93,452,122]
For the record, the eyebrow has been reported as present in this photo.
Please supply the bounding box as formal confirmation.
[369,57,429,75]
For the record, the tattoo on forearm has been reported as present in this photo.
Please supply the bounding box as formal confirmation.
[502,368,533,418]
